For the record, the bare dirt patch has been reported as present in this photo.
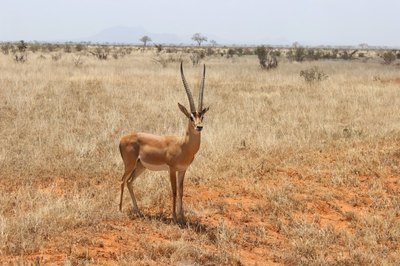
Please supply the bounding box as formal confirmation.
[1,141,399,265]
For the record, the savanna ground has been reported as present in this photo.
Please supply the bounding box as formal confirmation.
[0,45,399,265]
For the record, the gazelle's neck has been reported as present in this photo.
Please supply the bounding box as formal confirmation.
[183,120,201,154]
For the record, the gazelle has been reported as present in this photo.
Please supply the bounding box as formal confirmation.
[119,63,210,224]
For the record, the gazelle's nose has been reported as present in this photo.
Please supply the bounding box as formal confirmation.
[196,125,203,131]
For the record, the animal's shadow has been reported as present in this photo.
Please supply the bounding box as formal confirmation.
[129,211,216,238]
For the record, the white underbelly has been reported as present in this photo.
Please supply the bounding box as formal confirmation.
[140,160,169,171]
[139,158,189,172]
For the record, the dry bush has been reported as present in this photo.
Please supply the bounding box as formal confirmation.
[51,53,62,61]
[13,53,27,63]
[1,43,12,55]
[152,53,185,68]
[300,66,328,84]
[89,46,110,60]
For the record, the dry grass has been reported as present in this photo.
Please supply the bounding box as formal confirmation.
[0,47,399,265]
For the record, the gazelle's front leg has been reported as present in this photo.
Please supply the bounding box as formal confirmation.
[169,168,177,222]
[176,170,186,224]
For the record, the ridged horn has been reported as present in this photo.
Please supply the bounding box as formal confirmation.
[180,62,196,112]
[198,64,206,112]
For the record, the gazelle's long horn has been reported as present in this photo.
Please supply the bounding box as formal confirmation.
[198,64,205,112]
[180,62,196,112]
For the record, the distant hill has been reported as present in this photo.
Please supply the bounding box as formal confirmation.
[69,26,291,46]
[77,26,183,45]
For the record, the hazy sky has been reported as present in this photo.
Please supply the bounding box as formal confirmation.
[1,0,399,46]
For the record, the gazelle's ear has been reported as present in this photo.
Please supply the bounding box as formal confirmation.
[178,103,191,118]
[201,106,210,115]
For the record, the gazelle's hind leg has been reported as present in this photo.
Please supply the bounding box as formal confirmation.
[126,160,146,215]
[119,142,139,211]
[120,163,136,211]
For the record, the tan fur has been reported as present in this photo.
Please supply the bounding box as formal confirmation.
[119,64,209,224]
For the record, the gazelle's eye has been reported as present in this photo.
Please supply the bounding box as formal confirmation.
[190,116,194,121]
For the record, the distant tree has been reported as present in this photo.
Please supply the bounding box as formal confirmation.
[210,40,217,47]
[17,40,27,52]
[192,33,208,46]
[13,40,28,63]
[292,41,300,48]
[140,36,152,47]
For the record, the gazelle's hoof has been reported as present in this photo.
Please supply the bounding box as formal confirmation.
[176,216,187,226]
[130,209,144,218]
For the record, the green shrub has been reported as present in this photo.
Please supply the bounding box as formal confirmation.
[75,43,85,52]
[226,48,236,58]
[340,50,358,60]
[382,51,396,64]
[206,47,215,56]
[287,47,306,62]
[0,43,12,55]
[305,49,323,61]
[255,46,278,70]
[17,40,27,52]
[64,45,72,53]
